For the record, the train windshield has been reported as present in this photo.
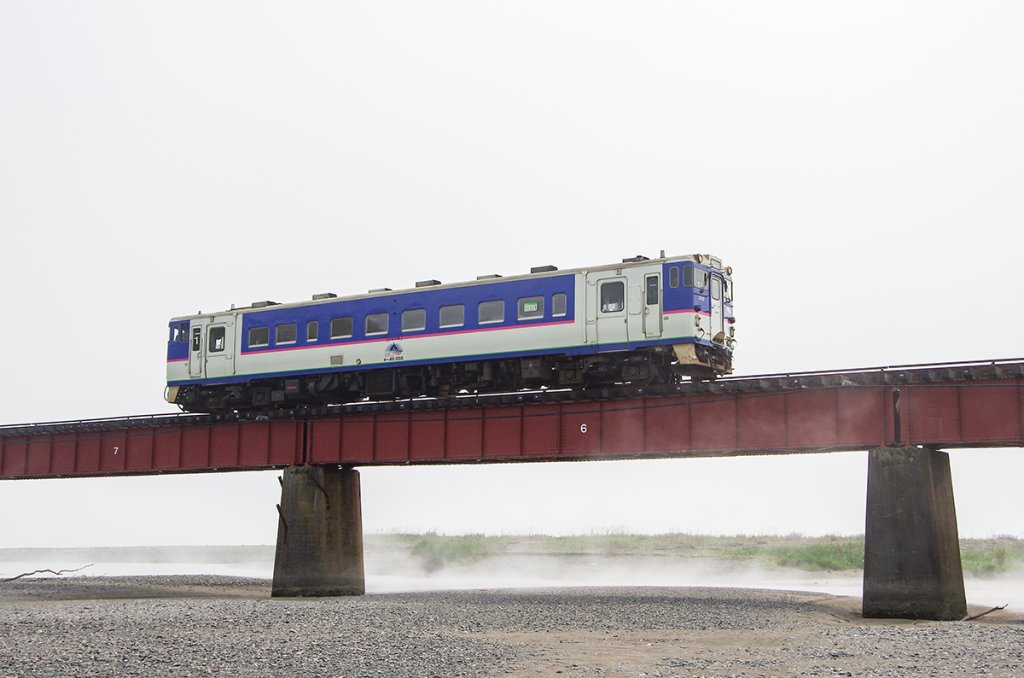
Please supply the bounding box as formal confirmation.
[684,265,708,289]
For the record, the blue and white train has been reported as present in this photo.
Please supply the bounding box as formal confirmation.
[166,254,735,412]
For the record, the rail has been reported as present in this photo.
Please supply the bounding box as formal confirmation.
[2,357,1022,437]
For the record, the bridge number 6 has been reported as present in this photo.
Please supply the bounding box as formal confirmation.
[580,424,588,434]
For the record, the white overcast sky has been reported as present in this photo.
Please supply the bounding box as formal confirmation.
[1,1,1022,547]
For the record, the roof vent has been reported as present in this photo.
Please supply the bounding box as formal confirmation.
[251,300,280,308]
[531,265,558,274]
[622,255,650,263]
[312,292,337,300]
[415,280,442,288]
[476,274,502,280]
[368,287,393,294]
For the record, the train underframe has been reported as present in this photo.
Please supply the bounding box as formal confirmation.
[170,344,732,414]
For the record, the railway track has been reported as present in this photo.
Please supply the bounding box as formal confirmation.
[3,358,1022,437]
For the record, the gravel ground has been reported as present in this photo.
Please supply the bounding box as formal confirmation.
[1,576,1022,677]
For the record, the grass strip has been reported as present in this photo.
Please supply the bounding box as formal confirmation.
[369,533,1024,575]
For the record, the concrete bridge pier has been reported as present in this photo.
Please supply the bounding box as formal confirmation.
[862,447,966,620]
[271,465,365,597]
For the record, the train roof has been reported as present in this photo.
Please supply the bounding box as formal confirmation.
[170,253,728,321]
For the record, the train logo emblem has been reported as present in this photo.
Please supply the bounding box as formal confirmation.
[384,342,405,362]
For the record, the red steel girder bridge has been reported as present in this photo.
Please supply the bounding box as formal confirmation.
[2,358,1022,479]
[4,357,1022,618]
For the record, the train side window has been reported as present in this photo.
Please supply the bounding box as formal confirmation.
[330,317,353,339]
[711,277,721,301]
[684,266,708,289]
[249,326,269,347]
[402,309,426,332]
[366,313,388,335]
[439,304,464,328]
[669,267,679,288]
[276,323,297,344]
[645,275,659,305]
[209,326,226,353]
[191,327,202,351]
[478,300,504,324]
[552,293,567,317]
[181,322,189,340]
[517,296,544,320]
[600,281,625,313]
[307,320,318,342]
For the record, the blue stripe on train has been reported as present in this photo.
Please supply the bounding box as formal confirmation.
[239,274,577,353]
[167,337,699,387]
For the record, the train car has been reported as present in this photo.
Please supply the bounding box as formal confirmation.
[165,253,734,412]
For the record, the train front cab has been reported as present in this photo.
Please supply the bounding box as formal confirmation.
[664,256,734,377]
[166,313,239,408]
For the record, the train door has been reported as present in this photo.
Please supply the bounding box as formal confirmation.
[643,272,663,339]
[188,321,205,378]
[587,273,629,347]
[204,315,236,378]
[709,273,725,344]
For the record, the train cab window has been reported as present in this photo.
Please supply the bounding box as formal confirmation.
[306,320,318,342]
[276,323,297,344]
[402,309,426,332]
[684,265,708,289]
[645,275,659,305]
[552,293,567,317]
[669,267,680,289]
[478,300,504,324]
[209,326,226,353]
[170,326,180,343]
[191,327,202,351]
[330,317,353,339]
[517,296,545,320]
[180,322,189,341]
[249,326,269,347]
[439,304,464,328]
[366,313,388,335]
[724,280,733,302]
[600,281,625,313]
[711,277,721,301]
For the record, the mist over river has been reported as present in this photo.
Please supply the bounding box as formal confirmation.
[2,541,1021,611]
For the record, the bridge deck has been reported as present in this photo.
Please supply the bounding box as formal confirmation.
[2,359,1022,479]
